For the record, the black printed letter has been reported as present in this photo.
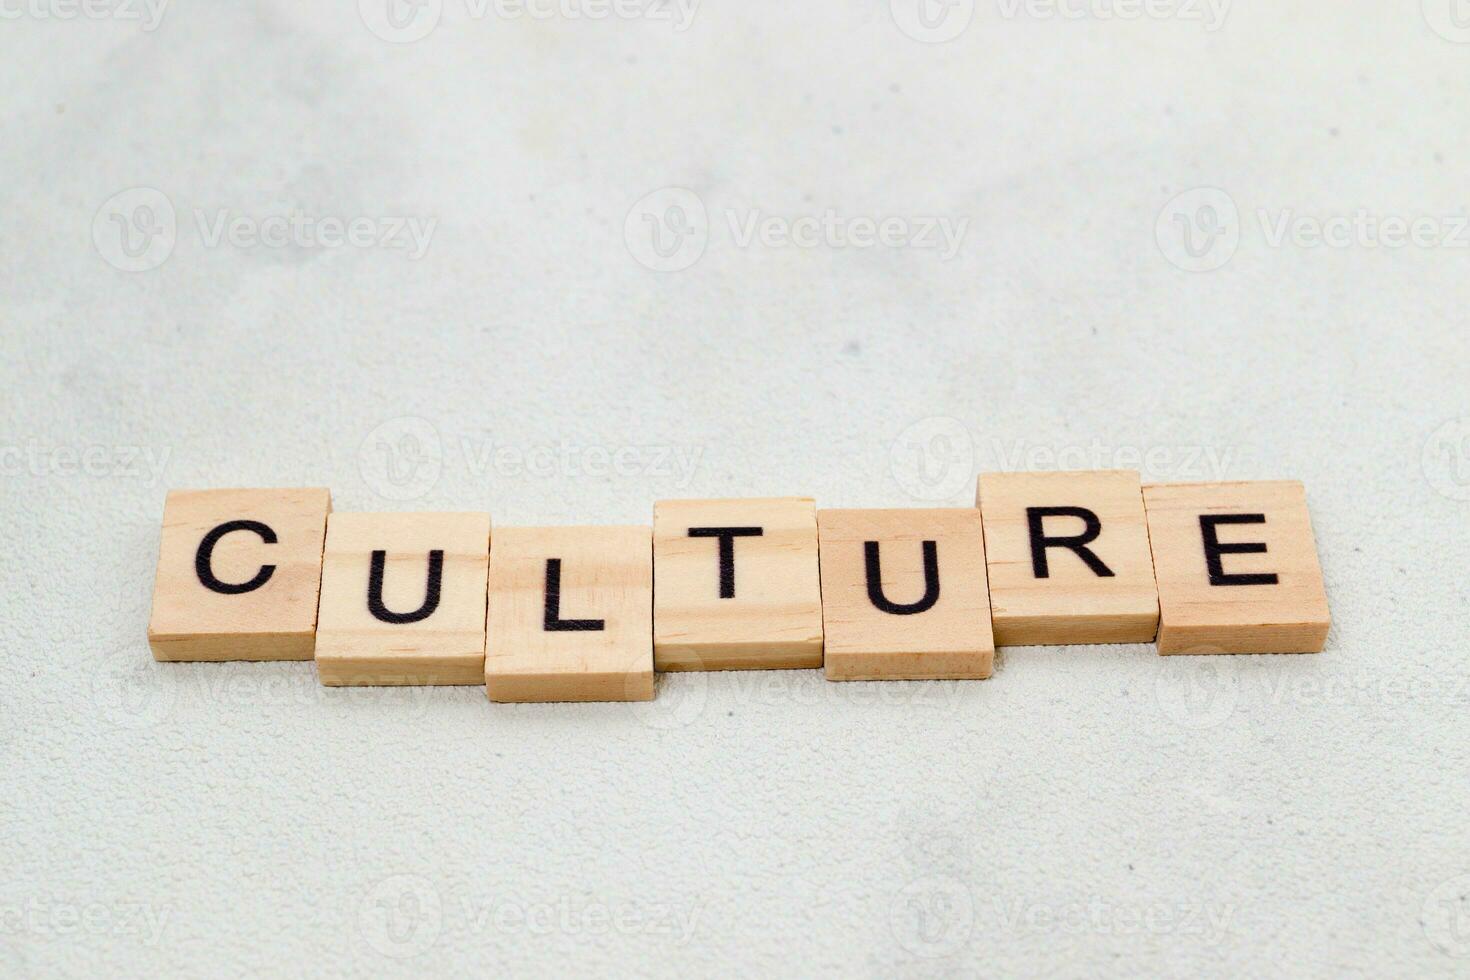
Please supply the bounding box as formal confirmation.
[1199,514,1278,586]
[864,540,940,615]
[195,519,277,595]
[688,526,763,599]
[543,558,605,631]
[1026,506,1114,578]
[367,549,443,624]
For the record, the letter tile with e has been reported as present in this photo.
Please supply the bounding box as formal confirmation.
[1142,481,1329,654]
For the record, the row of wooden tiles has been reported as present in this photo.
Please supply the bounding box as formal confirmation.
[147,472,1331,702]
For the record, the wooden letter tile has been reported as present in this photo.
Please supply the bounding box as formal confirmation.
[976,470,1159,645]
[817,508,994,680]
[653,498,823,670]
[148,488,331,661]
[485,526,654,703]
[314,512,490,685]
[1143,481,1329,654]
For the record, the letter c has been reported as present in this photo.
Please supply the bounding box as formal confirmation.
[195,520,277,595]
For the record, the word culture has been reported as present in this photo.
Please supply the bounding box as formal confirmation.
[147,472,1331,703]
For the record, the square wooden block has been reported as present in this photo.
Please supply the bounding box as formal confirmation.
[148,488,331,662]
[1143,481,1330,654]
[315,512,490,685]
[653,498,823,670]
[817,508,994,681]
[976,470,1159,645]
[485,526,654,703]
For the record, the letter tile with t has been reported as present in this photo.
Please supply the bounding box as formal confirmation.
[652,498,823,670]
[816,508,994,680]
[148,488,331,661]
[484,526,654,703]
[1142,481,1329,654]
[976,470,1159,645]
[314,512,491,685]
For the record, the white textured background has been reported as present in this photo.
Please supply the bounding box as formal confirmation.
[3,1,1469,976]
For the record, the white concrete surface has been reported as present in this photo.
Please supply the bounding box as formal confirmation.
[3,1,1469,975]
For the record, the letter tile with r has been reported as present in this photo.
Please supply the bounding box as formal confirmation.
[976,470,1159,645]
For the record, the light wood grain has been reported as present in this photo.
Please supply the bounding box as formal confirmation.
[1143,480,1329,654]
[817,508,993,680]
[976,470,1159,645]
[314,512,490,685]
[148,488,330,661]
[485,526,654,703]
[653,498,823,670]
